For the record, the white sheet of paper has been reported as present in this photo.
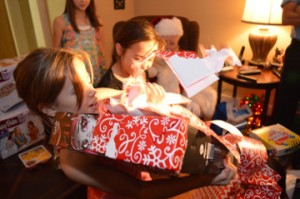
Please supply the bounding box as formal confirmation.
[166,54,219,97]
[168,55,215,86]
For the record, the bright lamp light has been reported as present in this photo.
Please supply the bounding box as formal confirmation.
[242,0,282,66]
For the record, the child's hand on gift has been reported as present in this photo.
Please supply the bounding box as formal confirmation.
[210,155,237,185]
[144,82,165,104]
[119,81,166,111]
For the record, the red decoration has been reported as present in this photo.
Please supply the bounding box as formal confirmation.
[240,93,264,130]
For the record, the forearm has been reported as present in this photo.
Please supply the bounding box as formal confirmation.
[137,174,214,199]
[282,2,300,26]
[59,149,214,199]
[147,67,158,78]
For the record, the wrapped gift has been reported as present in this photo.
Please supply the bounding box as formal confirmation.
[50,69,282,197]
[191,136,282,199]
[50,112,188,175]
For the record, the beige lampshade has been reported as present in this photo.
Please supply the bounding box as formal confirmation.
[242,0,283,65]
[242,0,282,25]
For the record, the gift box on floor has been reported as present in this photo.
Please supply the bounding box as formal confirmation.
[250,123,300,157]
[0,103,45,159]
[50,112,189,175]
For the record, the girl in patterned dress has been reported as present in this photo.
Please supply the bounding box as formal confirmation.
[53,0,106,86]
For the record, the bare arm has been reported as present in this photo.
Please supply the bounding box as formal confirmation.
[282,1,300,26]
[147,66,158,79]
[52,16,65,48]
[60,149,234,199]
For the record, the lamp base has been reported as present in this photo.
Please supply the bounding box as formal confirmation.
[249,27,277,64]
[248,60,266,68]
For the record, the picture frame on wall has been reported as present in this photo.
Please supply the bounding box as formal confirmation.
[114,0,125,10]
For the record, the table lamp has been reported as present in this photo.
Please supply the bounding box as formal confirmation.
[242,0,282,66]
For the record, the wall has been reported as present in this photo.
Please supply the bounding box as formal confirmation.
[0,0,16,59]
[4,0,37,56]
[134,0,292,62]
[3,0,293,63]
[44,0,135,67]
[96,0,135,67]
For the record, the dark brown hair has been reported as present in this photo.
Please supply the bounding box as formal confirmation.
[14,48,93,129]
[111,19,165,66]
[64,0,102,32]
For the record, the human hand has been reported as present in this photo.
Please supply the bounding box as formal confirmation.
[144,82,165,104]
[210,155,236,185]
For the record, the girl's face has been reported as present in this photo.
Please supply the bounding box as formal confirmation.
[53,58,98,114]
[73,0,90,11]
[119,40,158,77]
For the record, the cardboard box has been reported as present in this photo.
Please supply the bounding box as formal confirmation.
[0,57,22,86]
[0,62,23,112]
[250,123,300,156]
[0,78,23,112]
[0,103,45,159]
[0,63,16,84]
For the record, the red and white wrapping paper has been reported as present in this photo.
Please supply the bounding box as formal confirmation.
[191,135,282,199]
[92,112,188,174]
[50,111,188,175]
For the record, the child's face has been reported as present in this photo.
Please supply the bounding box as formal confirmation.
[161,35,181,51]
[73,0,90,11]
[119,40,158,77]
[53,58,98,114]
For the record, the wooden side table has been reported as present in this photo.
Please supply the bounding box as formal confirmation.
[217,66,280,126]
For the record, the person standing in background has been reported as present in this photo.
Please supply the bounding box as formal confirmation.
[53,0,106,87]
[273,0,300,134]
